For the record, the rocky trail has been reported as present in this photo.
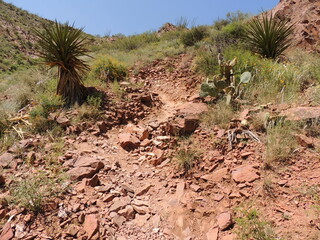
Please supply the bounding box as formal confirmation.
[1,54,320,240]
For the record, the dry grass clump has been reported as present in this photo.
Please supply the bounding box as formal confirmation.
[265,123,298,169]
[201,100,235,129]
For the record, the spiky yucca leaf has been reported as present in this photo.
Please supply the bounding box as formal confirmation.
[34,21,90,106]
[245,13,294,59]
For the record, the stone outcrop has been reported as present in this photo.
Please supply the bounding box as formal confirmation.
[271,0,320,51]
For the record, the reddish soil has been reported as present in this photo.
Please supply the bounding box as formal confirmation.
[1,54,320,240]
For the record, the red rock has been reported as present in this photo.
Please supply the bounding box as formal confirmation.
[0,152,14,168]
[132,200,149,215]
[112,214,126,227]
[213,194,224,202]
[66,224,79,237]
[118,133,140,151]
[190,184,201,192]
[150,148,165,166]
[279,107,320,121]
[221,234,237,240]
[271,0,320,51]
[86,174,100,187]
[203,150,223,162]
[232,165,260,183]
[56,115,70,127]
[216,129,225,138]
[240,152,254,158]
[229,191,241,199]
[239,190,250,198]
[138,128,149,141]
[278,180,288,186]
[118,205,135,220]
[0,209,8,220]
[140,139,152,147]
[200,168,229,183]
[188,94,201,102]
[68,157,104,181]
[135,184,152,196]
[103,194,115,203]
[176,182,185,201]
[166,115,202,136]
[216,212,233,230]
[183,116,201,134]
[296,134,314,148]
[177,102,208,116]
[0,222,14,240]
[139,93,153,107]
[109,198,130,212]
[206,227,218,240]
[97,121,108,134]
[83,214,99,239]
[239,109,249,121]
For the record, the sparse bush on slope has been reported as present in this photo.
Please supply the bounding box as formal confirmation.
[181,26,208,47]
[91,57,128,82]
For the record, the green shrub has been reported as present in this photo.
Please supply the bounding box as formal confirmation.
[87,92,103,108]
[194,47,219,76]
[236,208,277,240]
[91,56,128,82]
[29,94,63,133]
[181,26,208,47]
[0,110,9,135]
[245,12,294,59]
[110,81,125,99]
[211,22,246,51]
[225,11,251,23]
[10,171,66,212]
[30,94,63,118]
[213,11,251,30]
[265,123,298,168]
[108,32,159,51]
[175,149,196,171]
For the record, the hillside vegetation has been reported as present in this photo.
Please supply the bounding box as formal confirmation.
[0,0,51,72]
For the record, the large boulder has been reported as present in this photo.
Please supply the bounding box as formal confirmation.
[271,0,320,51]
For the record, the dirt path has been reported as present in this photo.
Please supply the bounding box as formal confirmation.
[59,55,203,239]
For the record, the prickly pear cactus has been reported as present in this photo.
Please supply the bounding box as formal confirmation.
[200,53,252,105]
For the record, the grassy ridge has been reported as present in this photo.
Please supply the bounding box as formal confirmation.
[0,0,52,72]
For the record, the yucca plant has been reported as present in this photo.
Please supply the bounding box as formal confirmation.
[34,21,90,106]
[245,13,294,59]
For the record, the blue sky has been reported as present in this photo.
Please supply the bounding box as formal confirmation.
[4,0,278,36]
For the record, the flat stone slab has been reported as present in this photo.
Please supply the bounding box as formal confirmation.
[279,107,320,121]
[176,102,208,117]
[232,165,260,183]
[200,168,229,183]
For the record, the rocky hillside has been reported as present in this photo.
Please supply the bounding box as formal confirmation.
[2,1,320,240]
[0,0,51,72]
[272,0,320,51]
